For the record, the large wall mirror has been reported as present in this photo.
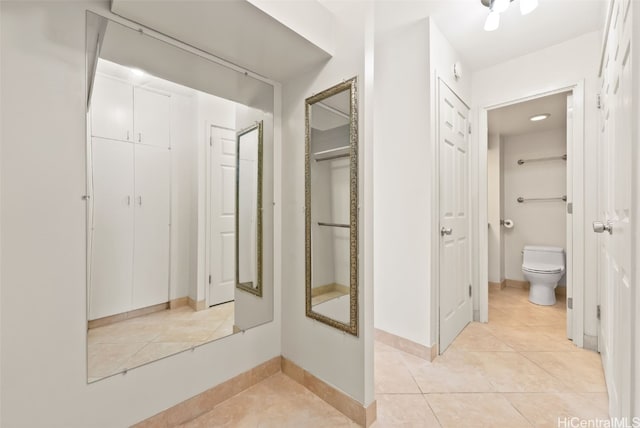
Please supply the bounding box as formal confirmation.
[85,12,273,382]
[236,122,263,297]
[305,78,358,336]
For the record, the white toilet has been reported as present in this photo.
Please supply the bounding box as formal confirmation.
[521,245,565,306]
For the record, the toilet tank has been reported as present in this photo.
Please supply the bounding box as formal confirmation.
[522,245,565,267]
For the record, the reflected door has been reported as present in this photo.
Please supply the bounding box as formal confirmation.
[209,126,236,306]
[438,80,472,353]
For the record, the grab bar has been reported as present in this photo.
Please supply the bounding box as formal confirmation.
[517,154,567,165]
[517,196,567,203]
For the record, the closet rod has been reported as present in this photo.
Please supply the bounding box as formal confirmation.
[517,154,567,165]
[315,153,350,162]
[517,195,567,203]
[318,222,350,228]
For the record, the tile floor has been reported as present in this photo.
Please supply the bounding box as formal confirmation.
[181,286,610,427]
[88,302,234,382]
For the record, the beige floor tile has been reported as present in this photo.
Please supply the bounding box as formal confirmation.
[449,322,515,352]
[505,392,610,427]
[522,351,607,392]
[425,393,531,428]
[468,351,569,392]
[375,351,422,394]
[374,394,441,427]
[181,373,359,428]
[87,342,147,379]
[412,359,496,393]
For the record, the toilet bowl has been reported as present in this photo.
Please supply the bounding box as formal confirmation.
[522,245,565,306]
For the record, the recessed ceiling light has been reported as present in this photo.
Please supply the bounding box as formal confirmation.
[530,113,550,122]
[131,68,145,77]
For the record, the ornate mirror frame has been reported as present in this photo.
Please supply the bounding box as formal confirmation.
[235,121,264,297]
[304,77,359,336]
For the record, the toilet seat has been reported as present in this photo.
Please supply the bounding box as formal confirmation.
[522,263,564,274]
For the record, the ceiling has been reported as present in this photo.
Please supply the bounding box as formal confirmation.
[488,91,569,137]
[374,0,606,70]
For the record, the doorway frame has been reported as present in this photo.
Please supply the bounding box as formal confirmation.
[475,81,585,347]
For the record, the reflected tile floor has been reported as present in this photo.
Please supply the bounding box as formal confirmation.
[88,302,234,381]
[181,287,610,427]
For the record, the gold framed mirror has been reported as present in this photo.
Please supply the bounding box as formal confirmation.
[305,77,358,336]
[236,121,264,297]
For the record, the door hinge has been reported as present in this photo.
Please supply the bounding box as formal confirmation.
[596,93,602,109]
[567,202,573,214]
[597,305,601,320]
[567,297,573,309]
[210,135,213,146]
[208,275,212,285]
[469,284,472,297]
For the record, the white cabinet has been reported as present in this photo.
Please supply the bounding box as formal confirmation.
[134,87,171,148]
[89,75,172,320]
[90,138,135,320]
[90,76,171,149]
[132,144,171,309]
[90,74,133,142]
[89,142,171,320]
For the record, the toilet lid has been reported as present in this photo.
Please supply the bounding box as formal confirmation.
[522,263,564,274]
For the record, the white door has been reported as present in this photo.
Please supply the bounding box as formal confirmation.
[439,80,472,353]
[132,144,171,309]
[209,126,236,306]
[133,87,171,148]
[90,74,133,142]
[596,0,633,418]
[89,137,134,319]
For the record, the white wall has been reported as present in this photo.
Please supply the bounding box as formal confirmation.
[374,18,471,349]
[502,128,567,282]
[472,31,601,339]
[487,134,503,284]
[280,4,373,404]
[0,3,281,426]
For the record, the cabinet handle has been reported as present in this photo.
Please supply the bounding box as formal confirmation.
[127,195,131,206]
[127,130,130,141]
[138,196,142,206]
[138,133,142,143]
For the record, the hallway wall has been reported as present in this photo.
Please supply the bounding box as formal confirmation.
[487,134,503,284]
[502,128,567,283]
[373,17,472,350]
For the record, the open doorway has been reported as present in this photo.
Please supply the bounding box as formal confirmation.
[486,91,573,339]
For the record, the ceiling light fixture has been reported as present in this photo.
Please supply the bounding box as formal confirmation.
[520,0,539,15]
[530,113,550,122]
[481,0,539,31]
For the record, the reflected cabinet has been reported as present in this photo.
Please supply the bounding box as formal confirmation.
[305,77,359,336]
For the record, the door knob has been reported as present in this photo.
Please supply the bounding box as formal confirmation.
[440,227,453,236]
[592,221,613,235]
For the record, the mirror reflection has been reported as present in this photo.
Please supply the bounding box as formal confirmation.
[86,12,273,382]
[236,123,263,296]
[305,78,358,336]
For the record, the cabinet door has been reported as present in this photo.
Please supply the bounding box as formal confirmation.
[133,87,171,148]
[89,138,134,320]
[132,144,171,309]
[91,75,133,142]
